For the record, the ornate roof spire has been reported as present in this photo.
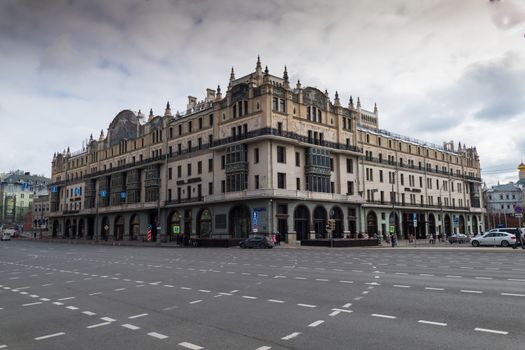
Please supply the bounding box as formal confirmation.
[374,102,378,114]
[255,55,262,75]
[334,91,340,106]
[296,80,302,89]
[357,96,361,108]
[216,84,222,101]
[149,108,153,117]
[264,65,269,75]
[164,101,172,117]
[283,65,289,81]
[230,67,235,81]
[349,95,354,108]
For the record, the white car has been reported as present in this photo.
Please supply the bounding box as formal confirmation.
[1,232,11,241]
[471,231,516,247]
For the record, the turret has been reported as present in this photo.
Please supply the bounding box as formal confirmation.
[164,101,172,117]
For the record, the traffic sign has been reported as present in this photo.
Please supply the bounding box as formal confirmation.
[514,205,523,214]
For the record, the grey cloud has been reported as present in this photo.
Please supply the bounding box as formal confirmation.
[488,0,525,29]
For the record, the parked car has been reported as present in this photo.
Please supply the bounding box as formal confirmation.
[471,231,516,247]
[1,232,11,241]
[239,236,274,249]
[448,233,469,244]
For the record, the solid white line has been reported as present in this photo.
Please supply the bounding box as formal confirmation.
[297,303,316,308]
[189,300,202,304]
[425,287,444,291]
[178,342,203,350]
[121,323,140,330]
[461,290,482,294]
[148,332,168,340]
[35,332,66,340]
[371,314,396,319]
[128,313,148,319]
[23,302,42,307]
[58,297,75,301]
[394,285,411,288]
[339,280,353,284]
[508,278,525,282]
[87,322,111,329]
[282,332,301,340]
[268,299,285,303]
[308,320,325,327]
[100,317,116,322]
[474,327,508,335]
[82,311,96,316]
[501,293,525,297]
[418,320,447,327]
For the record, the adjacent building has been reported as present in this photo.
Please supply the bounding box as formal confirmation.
[0,171,49,225]
[48,59,485,243]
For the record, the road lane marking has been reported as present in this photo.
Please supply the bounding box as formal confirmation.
[475,277,493,280]
[339,280,353,284]
[122,324,140,330]
[128,313,148,319]
[189,300,202,304]
[418,320,447,326]
[87,322,111,329]
[268,299,285,303]
[42,283,53,286]
[40,298,50,301]
[82,311,96,316]
[501,293,525,297]
[58,297,75,301]
[446,275,462,278]
[23,302,42,307]
[255,347,271,350]
[474,328,508,335]
[35,332,65,340]
[371,314,396,319]
[52,302,63,305]
[101,317,116,322]
[179,342,203,349]
[114,288,126,292]
[343,303,352,308]
[242,296,257,299]
[148,332,168,340]
[66,306,79,310]
[425,287,444,291]
[180,287,192,290]
[89,292,102,296]
[315,278,329,282]
[461,290,483,294]
[295,277,307,280]
[198,289,211,293]
[508,279,525,282]
[297,303,316,308]
[308,320,325,327]
[164,284,174,288]
[282,332,301,340]
[393,285,411,288]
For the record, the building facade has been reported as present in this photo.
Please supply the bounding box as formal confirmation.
[0,171,49,225]
[31,194,50,237]
[48,59,485,243]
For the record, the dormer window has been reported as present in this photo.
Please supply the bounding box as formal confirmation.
[307,106,322,123]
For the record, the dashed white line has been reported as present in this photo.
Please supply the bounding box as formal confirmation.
[178,342,203,349]
[474,328,508,335]
[22,302,42,307]
[371,314,396,319]
[89,292,102,296]
[114,288,126,292]
[148,332,168,340]
[242,296,258,300]
[501,293,525,297]
[508,278,525,282]
[189,300,202,304]
[87,322,111,329]
[461,290,482,294]
[425,287,445,291]
[82,311,96,316]
[308,320,325,327]
[255,347,272,350]
[100,317,116,322]
[128,313,148,319]
[198,289,211,293]
[446,275,462,278]
[339,280,353,284]
[66,306,79,310]
[282,332,301,340]
[58,297,75,301]
[297,303,316,308]
[122,324,140,330]
[393,285,411,288]
[418,320,447,327]
[35,332,66,340]
[268,299,285,304]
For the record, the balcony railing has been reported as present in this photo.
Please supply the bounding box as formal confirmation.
[365,199,472,211]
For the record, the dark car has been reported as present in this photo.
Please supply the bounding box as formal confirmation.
[239,236,274,249]
[448,233,469,244]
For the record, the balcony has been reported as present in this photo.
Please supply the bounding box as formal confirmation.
[208,189,364,203]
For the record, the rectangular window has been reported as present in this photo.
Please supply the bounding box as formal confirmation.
[347,181,354,195]
[187,185,191,199]
[255,175,260,189]
[346,158,353,173]
[273,97,278,111]
[187,163,192,176]
[168,167,172,180]
[188,121,192,132]
[330,158,334,171]
[330,181,335,193]
[199,118,203,129]
[197,161,202,174]
[168,189,172,201]
[208,158,213,172]
[254,148,259,163]
[277,146,286,163]
[295,152,300,166]
[296,177,300,190]
[221,180,225,193]
[187,140,192,152]
[221,155,225,169]
[177,143,182,154]
[177,166,182,178]
[208,182,213,195]
[379,170,384,183]
[277,173,286,189]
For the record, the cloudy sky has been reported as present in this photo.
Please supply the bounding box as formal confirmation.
[1,0,524,186]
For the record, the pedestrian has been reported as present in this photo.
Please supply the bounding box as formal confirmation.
[271,234,277,246]
[513,228,523,249]
[276,234,281,246]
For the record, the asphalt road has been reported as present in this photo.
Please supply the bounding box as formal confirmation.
[0,241,524,350]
